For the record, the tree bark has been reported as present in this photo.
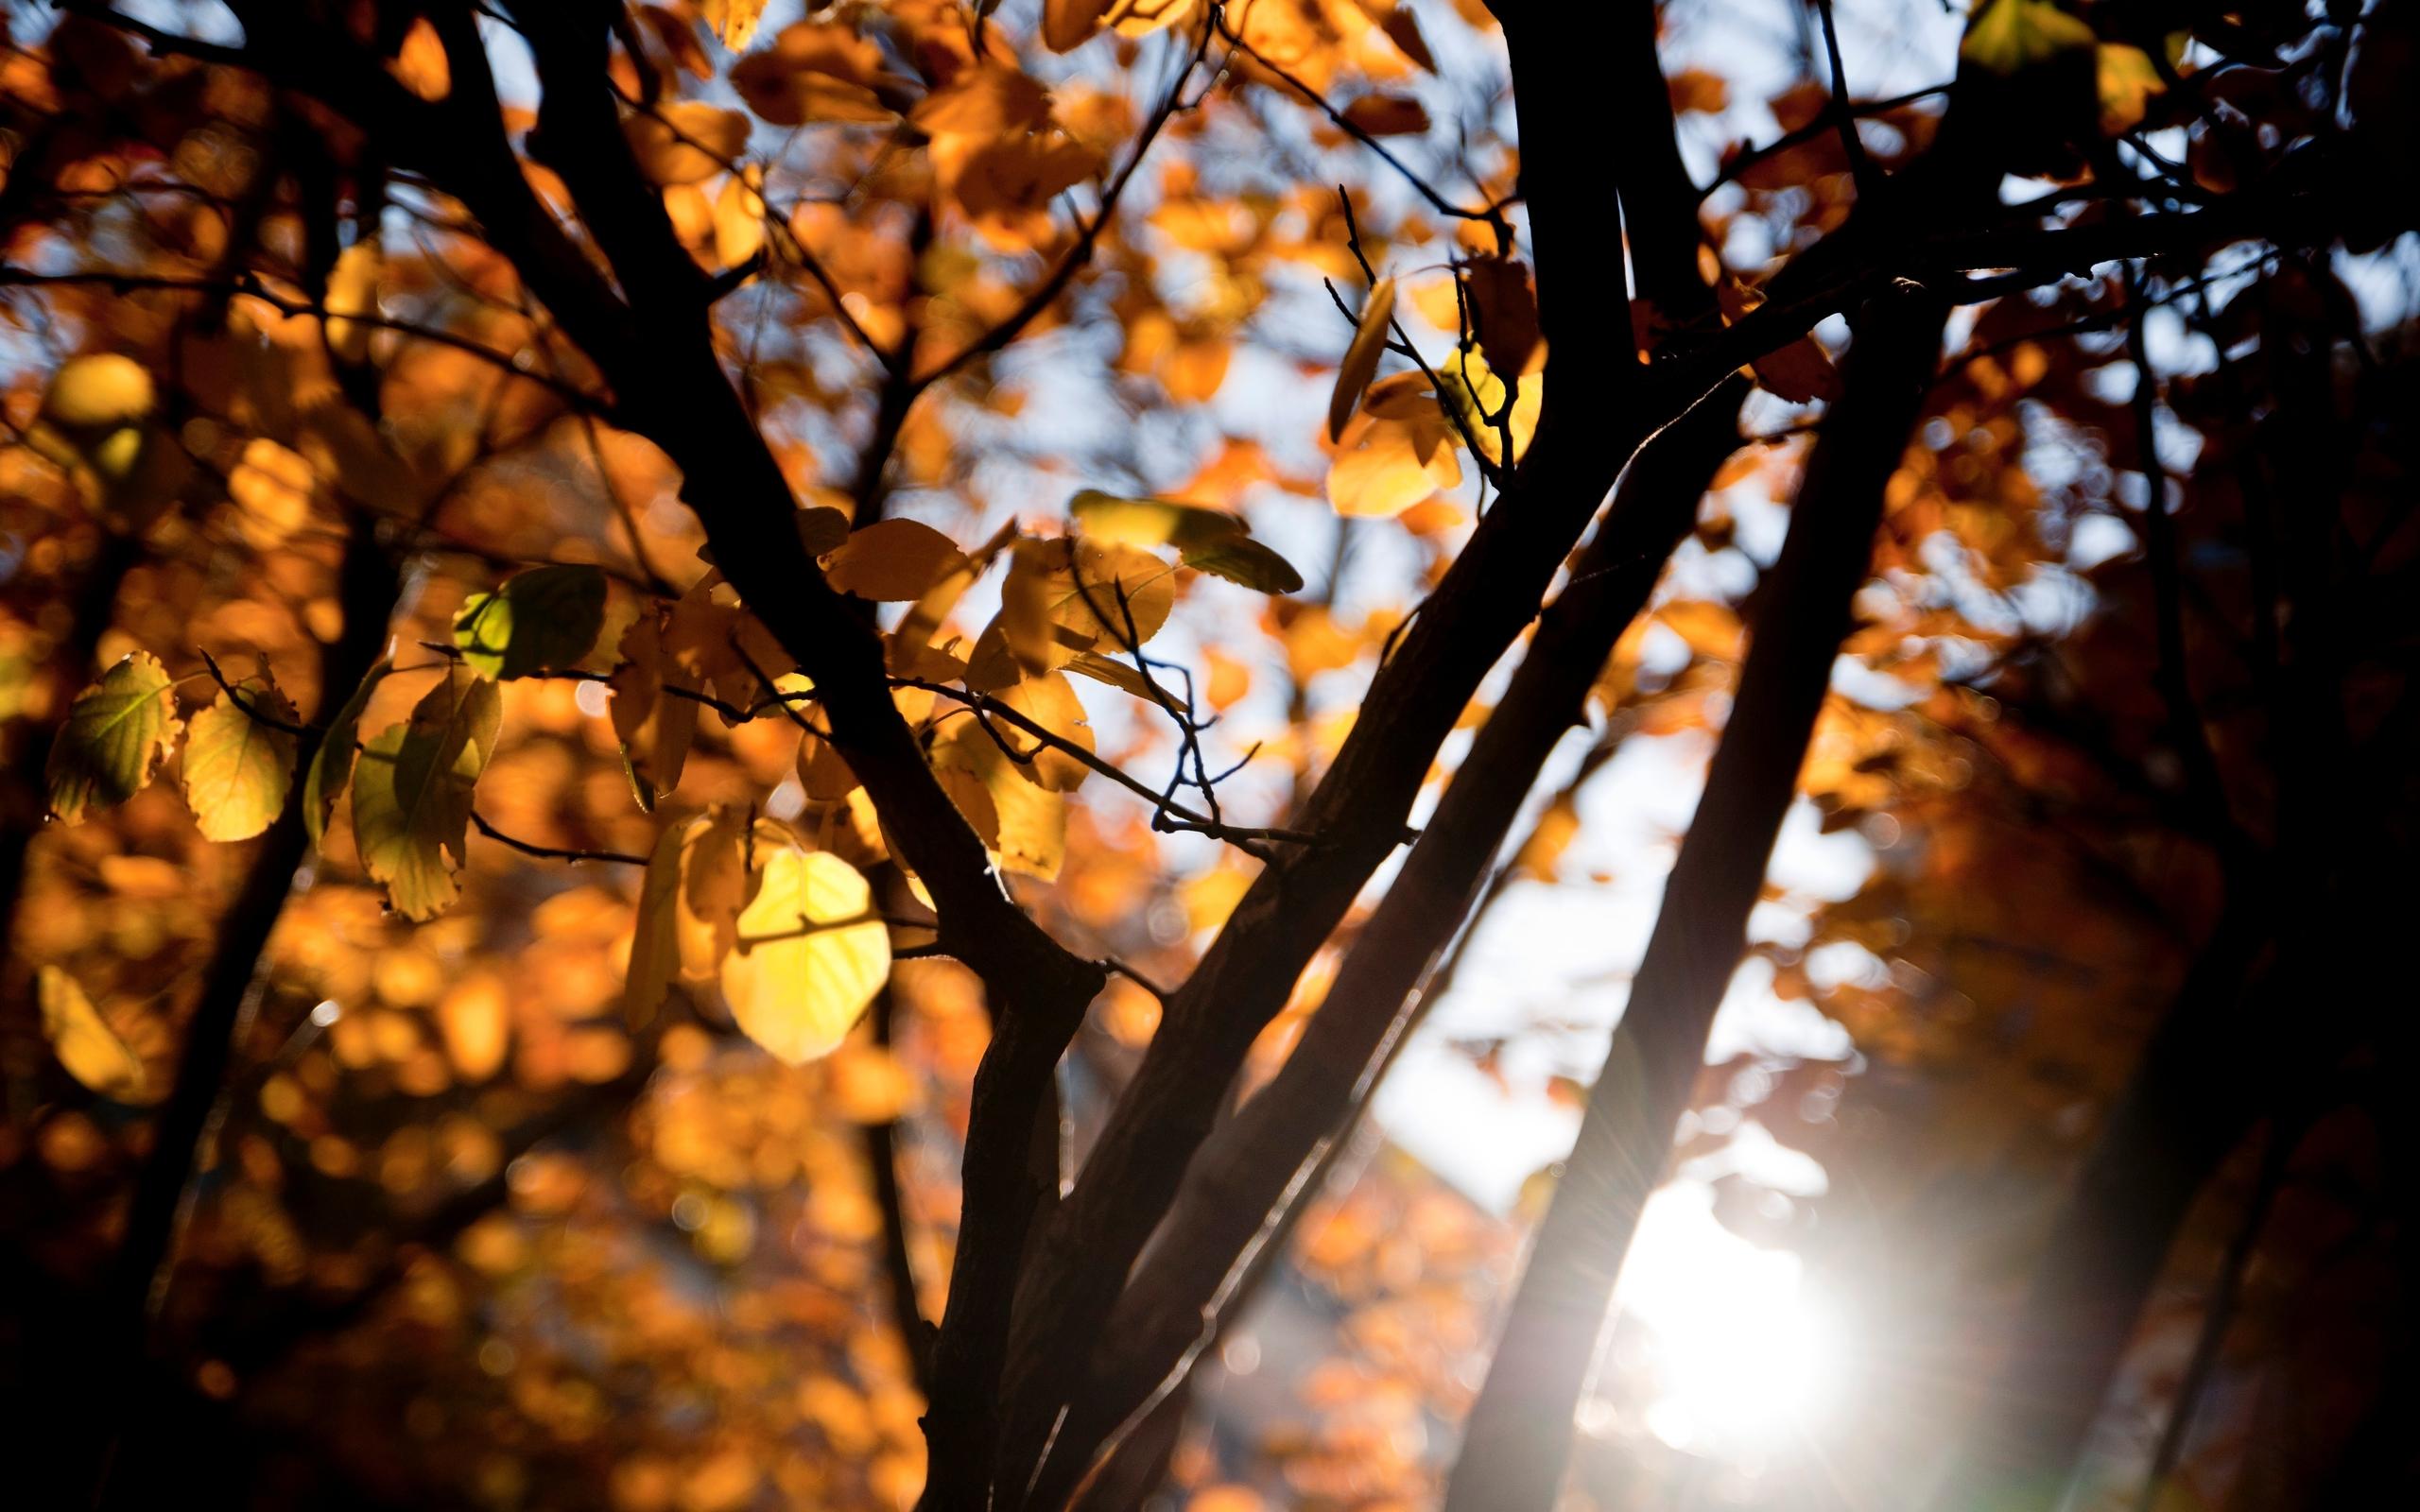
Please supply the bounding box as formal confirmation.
[1443,289,1946,1512]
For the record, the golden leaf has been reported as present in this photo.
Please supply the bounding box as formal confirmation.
[1329,274,1397,442]
[38,967,151,1103]
[722,846,890,1066]
[624,101,751,186]
[822,519,972,601]
[182,673,299,842]
[995,670,1096,793]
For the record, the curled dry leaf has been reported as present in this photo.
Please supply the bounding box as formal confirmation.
[1329,274,1398,442]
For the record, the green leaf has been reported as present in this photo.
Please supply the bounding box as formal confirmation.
[452,564,607,679]
[46,652,180,823]
[182,673,300,842]
[1962,0,2096,76]
[1181,536,1305,594]
[304,659,390,850]
[1067,490,1303,595]
[349,663,501,919]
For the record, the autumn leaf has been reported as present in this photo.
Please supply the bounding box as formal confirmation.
[701,0,770,50]
[624,817,696,1024]
[349,663,502,919]
[1961,0,2096,75]
[995,670,1096,793]
[304,658,389,850]
[931,720,1065,881]
[1341,94,1429,137]
[1043,0,1115,52]
[625,100,751,185]
[182,672,300,841]
[47,652,180,823]
[822,519,972,601]
[389,17,450,100]
[610,611,700,812]
[2097,43,2164,135]
[226,438,315,549]
[1067,489,1304,593]
[453,564,608,680]
[721,846,890,1065]
[323,242,382,364]
[730,22,898,125]
[1330,274,1397,442]
[1327,371,1463,518]
[38,966,151,1103]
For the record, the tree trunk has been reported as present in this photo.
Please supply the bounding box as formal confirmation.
[1443,289,1946,1512]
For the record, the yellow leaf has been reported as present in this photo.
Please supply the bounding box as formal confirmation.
[41,352,154,433]
[38,966,151,1102]
[349,663,501,920]
[722,847,890,1065]
[624,101,751,186]
[305,658,389,850]
[995,670,1095,792]
[933,720,1065,880]
[1326,372,1462,518]
[47,652,180,823]
[1329,274,1396,442]
[182,673,299,842]
[822,519,972,601]
[713,169,767,268]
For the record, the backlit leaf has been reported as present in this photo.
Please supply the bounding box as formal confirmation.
[1329,274,1397,442]
[182,673,300,841]
[305,658,389,850]
[38,966,151,1103]
[610,612,700,812]
[454,564,608,680]
[722,846,890,1065]
[47,652,180,823]
[996,670,1096,793]
[1961,0,2095,76]
[350,664,501,920]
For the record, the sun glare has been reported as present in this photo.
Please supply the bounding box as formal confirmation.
[1603,1185,1849,1462]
